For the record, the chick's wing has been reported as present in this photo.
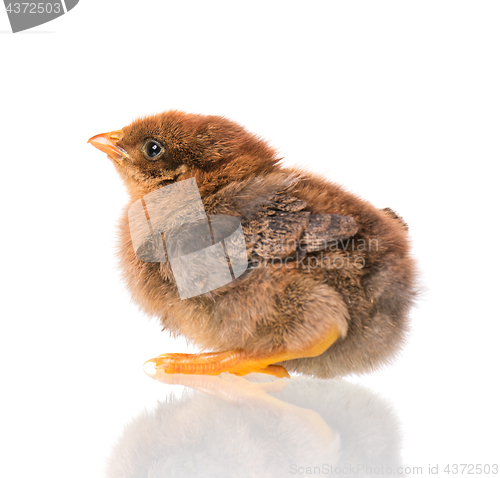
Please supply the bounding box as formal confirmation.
[241,193,358,260]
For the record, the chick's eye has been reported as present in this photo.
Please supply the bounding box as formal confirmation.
[143,140,164,160]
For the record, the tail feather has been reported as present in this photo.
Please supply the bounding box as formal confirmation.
[381,207,408,231]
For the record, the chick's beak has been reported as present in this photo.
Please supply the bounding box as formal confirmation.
[87,130,130,166]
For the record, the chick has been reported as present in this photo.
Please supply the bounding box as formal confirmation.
[88,111,417,379]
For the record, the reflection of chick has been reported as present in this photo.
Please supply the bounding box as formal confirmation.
[150,372,336,446]
[88,111,417,378]
[105,376,404,478]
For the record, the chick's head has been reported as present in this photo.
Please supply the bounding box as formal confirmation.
[88,110,279,198]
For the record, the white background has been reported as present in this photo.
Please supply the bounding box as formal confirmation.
[1,1,499,477]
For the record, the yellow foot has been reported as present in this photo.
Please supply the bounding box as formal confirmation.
[146,350,290,378]
[146,328,340,379]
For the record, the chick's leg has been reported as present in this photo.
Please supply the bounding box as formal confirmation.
[147,351,290,378]
[146,327,340,379]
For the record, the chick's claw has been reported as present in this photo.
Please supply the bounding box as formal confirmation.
[145,351,290,379]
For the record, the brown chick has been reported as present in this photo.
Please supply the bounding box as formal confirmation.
[88,111,417,379]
